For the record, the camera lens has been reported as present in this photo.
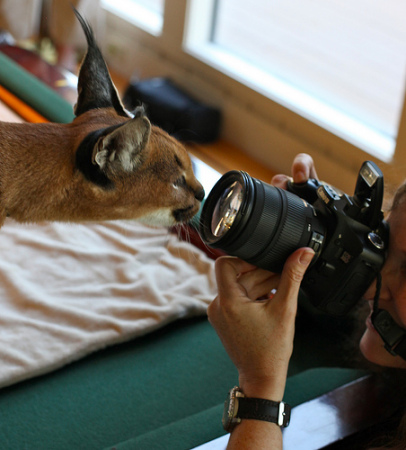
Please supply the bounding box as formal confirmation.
[199,171,325,272]
[211,181,244,237]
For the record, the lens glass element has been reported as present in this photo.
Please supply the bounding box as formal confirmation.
[211,181,244,237]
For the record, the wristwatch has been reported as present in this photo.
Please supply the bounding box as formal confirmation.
[222,386,291,432]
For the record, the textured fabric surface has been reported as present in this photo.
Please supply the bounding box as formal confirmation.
[107,367,368,450]
[0,309,367,450]
[0,317,237,450]
[0,218,216,388]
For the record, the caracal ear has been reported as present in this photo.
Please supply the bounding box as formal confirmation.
[92,112,151,174]
[73,8,128,118]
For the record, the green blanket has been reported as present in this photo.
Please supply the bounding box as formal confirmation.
[0,317,366,450]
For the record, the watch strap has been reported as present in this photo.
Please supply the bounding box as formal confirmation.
[238,397,291,427]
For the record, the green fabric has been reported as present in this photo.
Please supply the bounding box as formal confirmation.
[0,315,367,450]
[0,318,236,450]
[106,368,368,450]
[109,405,226,450]
[0,51,75,123]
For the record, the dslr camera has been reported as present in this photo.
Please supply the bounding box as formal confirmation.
[199,161,388,315]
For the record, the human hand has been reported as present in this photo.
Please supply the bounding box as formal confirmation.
[208,248,314,401]
[271,153,318,189]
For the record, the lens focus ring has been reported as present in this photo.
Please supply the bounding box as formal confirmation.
[255,190,312,272]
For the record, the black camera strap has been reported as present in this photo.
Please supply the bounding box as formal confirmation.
[371,274,406,361]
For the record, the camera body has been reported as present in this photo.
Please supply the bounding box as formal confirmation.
[199,161,388,315]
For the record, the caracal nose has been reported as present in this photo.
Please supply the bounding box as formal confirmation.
[195,187,205,201]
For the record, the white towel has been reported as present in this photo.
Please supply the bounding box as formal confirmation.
[0,219,216,388]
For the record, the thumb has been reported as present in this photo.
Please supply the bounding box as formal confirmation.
[272,248,314,309]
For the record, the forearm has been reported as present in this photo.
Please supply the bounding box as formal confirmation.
[227,420,283,449]
[209,250,314,450]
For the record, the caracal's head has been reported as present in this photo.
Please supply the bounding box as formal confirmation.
[72,8,204,226]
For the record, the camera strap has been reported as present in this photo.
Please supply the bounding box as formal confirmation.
[371,273,406,361]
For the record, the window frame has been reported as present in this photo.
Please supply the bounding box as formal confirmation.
[101,0,406,192]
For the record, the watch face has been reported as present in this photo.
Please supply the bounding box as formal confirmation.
[222,386,241,432]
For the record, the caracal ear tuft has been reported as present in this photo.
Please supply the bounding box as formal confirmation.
[73,8,128,118]
[92,114,151,174]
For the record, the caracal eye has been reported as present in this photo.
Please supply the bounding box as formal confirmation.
[173,175,186,189]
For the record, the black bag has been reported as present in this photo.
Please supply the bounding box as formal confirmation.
[123,77,222,143]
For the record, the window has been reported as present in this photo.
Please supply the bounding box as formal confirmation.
[102,0,165,35]
[102,0,406,190]
[187,0,406,162]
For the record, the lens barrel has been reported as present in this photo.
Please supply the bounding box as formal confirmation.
[199,171,325,272]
